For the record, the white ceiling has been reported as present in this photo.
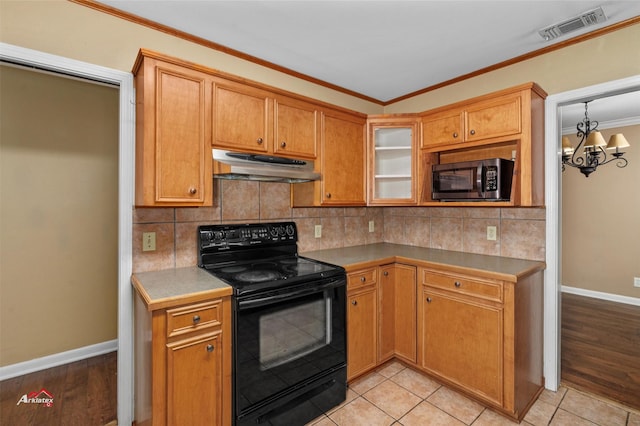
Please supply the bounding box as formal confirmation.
[97,0,640,103]
[97,0,640,128]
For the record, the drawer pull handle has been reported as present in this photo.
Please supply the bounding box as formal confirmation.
[360,277,366,282]
[257,137,264,145]
[325,192,332,199]
[193,315,201,324]
[206,344,214,353]
[188,187,197,195]
[280,141,287,148]
[351,300,358,306]
[383,271,389,276]
[454,281,461,288]
[426,297,432,303]
[453,132,458,138]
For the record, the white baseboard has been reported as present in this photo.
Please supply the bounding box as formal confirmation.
[0,339,118,381]
[561,285,640,307]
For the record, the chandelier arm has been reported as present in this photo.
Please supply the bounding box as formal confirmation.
[598,156,629,168]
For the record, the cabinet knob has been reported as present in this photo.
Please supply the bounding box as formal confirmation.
[426,297,432,303]
[453,132,458,138]
[188,187,197,195]
[351,300,358,306]
[470,129,476,135]
[383,271,389,276]
[206,344,214,353]
[454,281,461,287]
[360,277,366,282]
[325,193,332,199]
[257,137,264,145]
[280,141,287,148]
[193,315,201,324]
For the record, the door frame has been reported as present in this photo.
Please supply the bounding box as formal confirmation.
[543,74,640,391]
[0,42,136,424]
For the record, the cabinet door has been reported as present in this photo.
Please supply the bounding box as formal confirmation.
[136,59,212,206]
[465,94,521,142]
[347,286,377,380]
[421,110,464,148]
[421,289,503,404]
[167,332,223,426]
[274,97,318,159]
[213,82,270,153]
[394,264,417,363]
[321,112,366,205]
[368,120,417,205]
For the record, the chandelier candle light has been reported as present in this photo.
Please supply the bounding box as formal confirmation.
[562,100,630,177]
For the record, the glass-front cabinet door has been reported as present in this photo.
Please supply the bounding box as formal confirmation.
[367,116,418,205]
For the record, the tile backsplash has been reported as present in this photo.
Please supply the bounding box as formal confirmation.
[132,180,545,272]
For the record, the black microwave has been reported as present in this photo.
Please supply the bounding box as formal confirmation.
[432,158,514,201]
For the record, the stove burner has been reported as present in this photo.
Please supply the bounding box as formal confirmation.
[234,270,284,283]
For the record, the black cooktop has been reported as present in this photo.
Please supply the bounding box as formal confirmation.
[197,222,344,296]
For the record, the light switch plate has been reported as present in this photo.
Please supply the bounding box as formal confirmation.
[143,232,156,251]
[314,225,322,238]
[634,277,640,288]
[487,226,497,241]
[369,220,375,233]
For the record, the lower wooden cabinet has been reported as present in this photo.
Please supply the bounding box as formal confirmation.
[418,267,544,421]
[347,264,417,380]
[134,295,232,426]
[345,261,543,421]
[346,268,378,381]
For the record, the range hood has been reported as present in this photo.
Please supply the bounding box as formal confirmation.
[212,149,321,183]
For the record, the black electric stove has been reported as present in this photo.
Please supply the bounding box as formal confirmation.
[197,222,344,296]
[197,222,347,426]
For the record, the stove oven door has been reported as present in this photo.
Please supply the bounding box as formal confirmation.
[234,276,346,425]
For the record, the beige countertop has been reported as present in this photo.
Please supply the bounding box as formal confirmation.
[132,266,232,311]
[132,244,545,311]
[302,243,545,282]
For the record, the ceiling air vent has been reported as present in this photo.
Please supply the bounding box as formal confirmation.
[538,6,607,41]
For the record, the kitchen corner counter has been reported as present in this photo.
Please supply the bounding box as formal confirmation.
[132,266,232,311]
[302,243,545,282]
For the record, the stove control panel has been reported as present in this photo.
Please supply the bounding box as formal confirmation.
[198,222,297,250]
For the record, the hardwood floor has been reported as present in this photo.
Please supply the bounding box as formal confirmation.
[561,292,640,410]
[0,351,117,426]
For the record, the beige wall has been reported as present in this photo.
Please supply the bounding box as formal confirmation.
[562,124,640,298]
[0,65,119,366]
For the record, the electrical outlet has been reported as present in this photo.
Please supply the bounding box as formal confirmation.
[369,220,375,233]
[143,232,156,251]
[486,226,497,241]
[314,225,322,238]
[634,277,640,288]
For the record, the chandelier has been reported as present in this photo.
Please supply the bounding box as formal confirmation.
[562,101,630,177]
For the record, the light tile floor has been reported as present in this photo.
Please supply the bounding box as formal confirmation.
[308,360,640,426]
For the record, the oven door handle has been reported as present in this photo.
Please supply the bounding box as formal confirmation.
[237,278,345,310]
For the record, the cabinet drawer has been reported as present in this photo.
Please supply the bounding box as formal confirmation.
[166,300,223,338]
[422,270,502,302]
[348,268,377,290]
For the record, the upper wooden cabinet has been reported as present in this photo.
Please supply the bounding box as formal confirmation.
[367,116,419,205]
[292,109,367,207]
[133,54,213,207]
[213,81,271,154]
[421,93,522,148]
[213,81,319,159]
[420,83,547,207]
